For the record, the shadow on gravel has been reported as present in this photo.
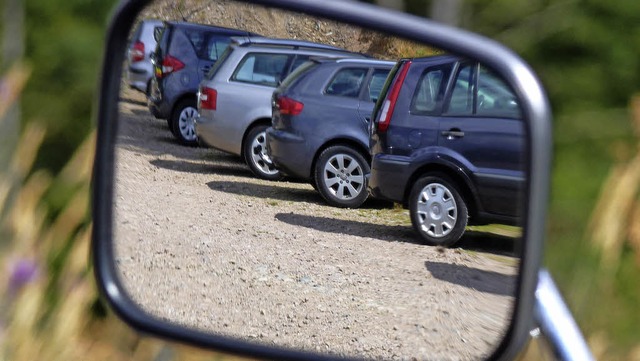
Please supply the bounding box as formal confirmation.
[119,97,147,107]
[207,180,395,209]
[456,231,518,257]
[275,212,519,256]
[151,159,253,177]
[275,212,420,244]
[131,108,152,117]
[424,261,516,297]
[208,180,322,204]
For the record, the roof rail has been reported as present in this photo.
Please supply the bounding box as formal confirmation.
[334,58,396,65]
[231,36,346,52]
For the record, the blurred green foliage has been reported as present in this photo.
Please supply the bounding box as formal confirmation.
[22,0,116,174]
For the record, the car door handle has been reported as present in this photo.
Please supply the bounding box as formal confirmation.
[441,130,465,139]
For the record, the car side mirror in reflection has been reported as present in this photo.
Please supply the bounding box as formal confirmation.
[93,0,559,360]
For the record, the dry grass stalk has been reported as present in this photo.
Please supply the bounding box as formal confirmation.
[588,154,640,268]
[629,203,640,266]
[589,96,640,272]
[0,64,31,119]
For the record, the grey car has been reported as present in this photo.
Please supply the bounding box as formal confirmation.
[266,58,394,208]
[126,19,163,95]
[195,37,366,180]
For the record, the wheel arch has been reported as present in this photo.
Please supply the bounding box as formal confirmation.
[310,138,371,179]
[170,92,198,119]
[405,164,480,220]
[240,118,272,159]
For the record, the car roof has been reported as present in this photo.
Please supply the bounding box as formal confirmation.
[313,57,396,66]
[230,36,354,53]
[140,19,163,26]
[163,21,257,35]
[406,54,462,65]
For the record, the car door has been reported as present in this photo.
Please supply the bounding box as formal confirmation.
[322,66,369,135]
[438,62,525,217]
[388,62,452,157]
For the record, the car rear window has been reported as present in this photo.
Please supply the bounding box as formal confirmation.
[206,46,233,80]
[279,60,319,89]
[412,67,447,113]
[183,29,237,61]
[205,36,232,61]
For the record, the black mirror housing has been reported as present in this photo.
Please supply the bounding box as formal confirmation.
[92,1,552,360]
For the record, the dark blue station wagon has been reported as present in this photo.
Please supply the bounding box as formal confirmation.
[368,55,525,246]
[267,58,394,208]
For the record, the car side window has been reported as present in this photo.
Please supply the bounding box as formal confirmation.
[367,68,391,102]
[325,67,368,98]
[184,29,205,54]
[411,67,446,114]
[445,64,474,116]
[205,36,232,62]
[476,66,522,119]
[232,53,290,87]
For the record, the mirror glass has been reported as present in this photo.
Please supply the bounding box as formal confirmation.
[114,1,524,359]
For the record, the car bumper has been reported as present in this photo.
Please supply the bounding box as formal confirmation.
[368,154,411,203]
[195,109,238,155]
[148,98,170,119]
[127,65,151,93]
[266,128,312,179]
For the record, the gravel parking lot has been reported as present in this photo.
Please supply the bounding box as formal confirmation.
[113,90,519,361]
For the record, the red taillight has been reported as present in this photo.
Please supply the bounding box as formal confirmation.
[377,60,412,133]
[159,55,185,77]
[199,87,217,110]
[277,96,304,116]
[129,41,145,63]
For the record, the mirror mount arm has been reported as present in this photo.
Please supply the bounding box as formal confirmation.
[534,270,595,361]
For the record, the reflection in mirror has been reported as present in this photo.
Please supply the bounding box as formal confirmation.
[114,1,524,360]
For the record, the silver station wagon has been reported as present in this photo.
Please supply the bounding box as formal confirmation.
[195,37,365,180]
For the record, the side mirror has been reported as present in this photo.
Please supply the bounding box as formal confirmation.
[93,1,552,360]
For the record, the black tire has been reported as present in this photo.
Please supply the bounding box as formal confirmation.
[313,145,370,208]
[409,173,468,247]
[167,118,175,135]
[145,78,153,99]
[243,124,282,180]
[170,99,199,146]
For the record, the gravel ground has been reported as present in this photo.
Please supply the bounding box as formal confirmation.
[113,89,519,361]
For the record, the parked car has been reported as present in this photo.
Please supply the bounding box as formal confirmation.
[126,19,163,95]
[368,55,525,247]
[266,57,393,207]
[195,37,367,180]
[147,21,257,146]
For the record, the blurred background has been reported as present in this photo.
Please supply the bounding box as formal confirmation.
[0,0,638,359]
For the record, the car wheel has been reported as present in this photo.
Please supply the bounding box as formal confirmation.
[409,173,468,247]
[314,145,369,208]
[170,99,199,146]
[243,125,282,180]
[145,78,153,98]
